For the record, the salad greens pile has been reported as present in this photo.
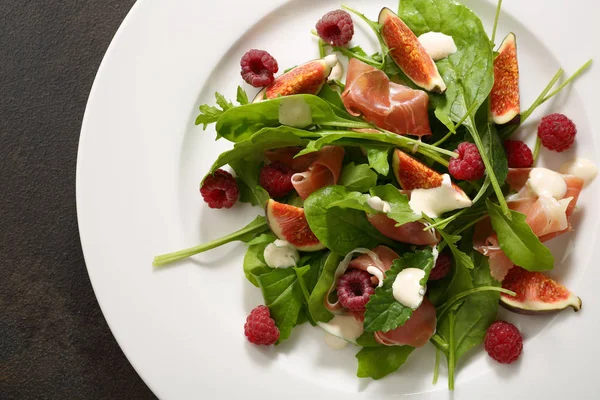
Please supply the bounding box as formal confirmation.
[154,0,591,390]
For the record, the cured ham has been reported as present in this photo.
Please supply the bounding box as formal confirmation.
[264,147,315,172]
[374,297,437,348]
[474,168,585,281]
[341,58,432,137]
[291,146,345,199]
[367,213,439,245]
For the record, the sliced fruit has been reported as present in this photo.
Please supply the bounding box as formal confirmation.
[378,8,446,93]
[255,55,337,101]
[392,149,466,194]
[265,199,325,251]
[501,266,581,314]
[490,33,520,125]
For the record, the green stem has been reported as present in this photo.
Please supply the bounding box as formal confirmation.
[452,214,488,235]
[323,120,374,129]
[532,137,541,163]
[153,218,268,267]
[334,46,383,69]
[318,39,327,59]
[490,0,503,46]
[433,347,441,385]
[379,129,459,159]
[432,131,454,147]
[521,69,564,123]
[430,333,449,350]
[541,59,592,104]
[341,4,388,68]
[448,311,456,391]
[437,286,516,319]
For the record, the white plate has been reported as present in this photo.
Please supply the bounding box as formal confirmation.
[77,0,600,398]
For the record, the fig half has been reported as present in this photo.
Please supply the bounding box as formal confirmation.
[378,8,446,93]
[501,266,582,314]
[265,199,325,252]
[490,33,520,125]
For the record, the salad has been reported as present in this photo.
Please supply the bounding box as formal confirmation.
[153,0,594,390]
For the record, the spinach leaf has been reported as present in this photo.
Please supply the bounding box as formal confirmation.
[256,268,305,343]
[243,240,273,287]
[486,200,554,271]
[304,186,396,255]
[215,94,370,143]
[355,331,383,348]
[339,163,378,192]
[230,158,270,208]
[370,184,420,227]
[427,252,474,307]
[327,191,375,214]
[307,252,342,323]
[363,249,434,332]
[477,105,508,184]
[365,146,390,176]
[356,346,415,379]
[195,92,236,129]
[236,86,249,105]
[153,216,269,267]
[399,0,510,216]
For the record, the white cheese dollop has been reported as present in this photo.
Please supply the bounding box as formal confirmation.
[392,268,426,309]
[263,240,299,269]
[367,195,391,213]
[367,266,384,288]
[318,314,364,349]
[408,174,472,218]
[559,158,598,186]
[527,168,567,199]
[279,97,312,128]
[418,32,457,61]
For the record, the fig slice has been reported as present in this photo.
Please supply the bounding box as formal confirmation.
[253,55,337,102]
[490,33,520,125]
[392,149,466,196]
[378,8,446,93]
[265,199,325,252]
[500,266,582,314]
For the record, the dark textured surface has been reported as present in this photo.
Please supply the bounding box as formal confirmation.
[0,1,156,399]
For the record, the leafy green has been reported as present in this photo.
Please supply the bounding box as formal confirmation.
[256,268,305,343]
[363,249,434,332]
[355,331,383,348]
[230,158,270,208]
[365,146,390,176]
[399,0,509,216]
[243,237,274,287]
[195,92,236,129]
[479,121,508,185]
[153,216,269,267]
[339,163,378,192]
[304,186,396,255]
[370,184,420,226]
[236,86,249,105]
[307,252,342,322]
[215,94,370,142]
[356,346,415,379]
[486,200,554,271]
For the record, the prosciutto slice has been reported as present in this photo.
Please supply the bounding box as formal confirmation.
[341,58,432,137]
[374,297,437,348]
[367,213,439,245]
[291,146,345,199]
[474,168,585,281]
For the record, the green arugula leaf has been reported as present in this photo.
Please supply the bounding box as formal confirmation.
[153,216,269,267]
[230,158,270,208]
[356,346,415,379]
[195,91,236,129]
[486,200,554,271]
[256,268,305,343]
[304,186,396,255]
[236,86,249,105]
[365,146,390,176]
[370,184,420,227]
[307,252,342,323]
[339,163,378,192]
[363,249,434,332]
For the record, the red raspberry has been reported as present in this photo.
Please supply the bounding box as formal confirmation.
[537,113,576,152]
[244,305,280,345]
[484,321,523,364]
[448,142,485,181]
[240,49,279,88]
[429,251,452,281]
[200,169,239,209]
[337,269,375,311]
[503,140,534,168]
[259,162,294,198]
[316,10,354,47]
